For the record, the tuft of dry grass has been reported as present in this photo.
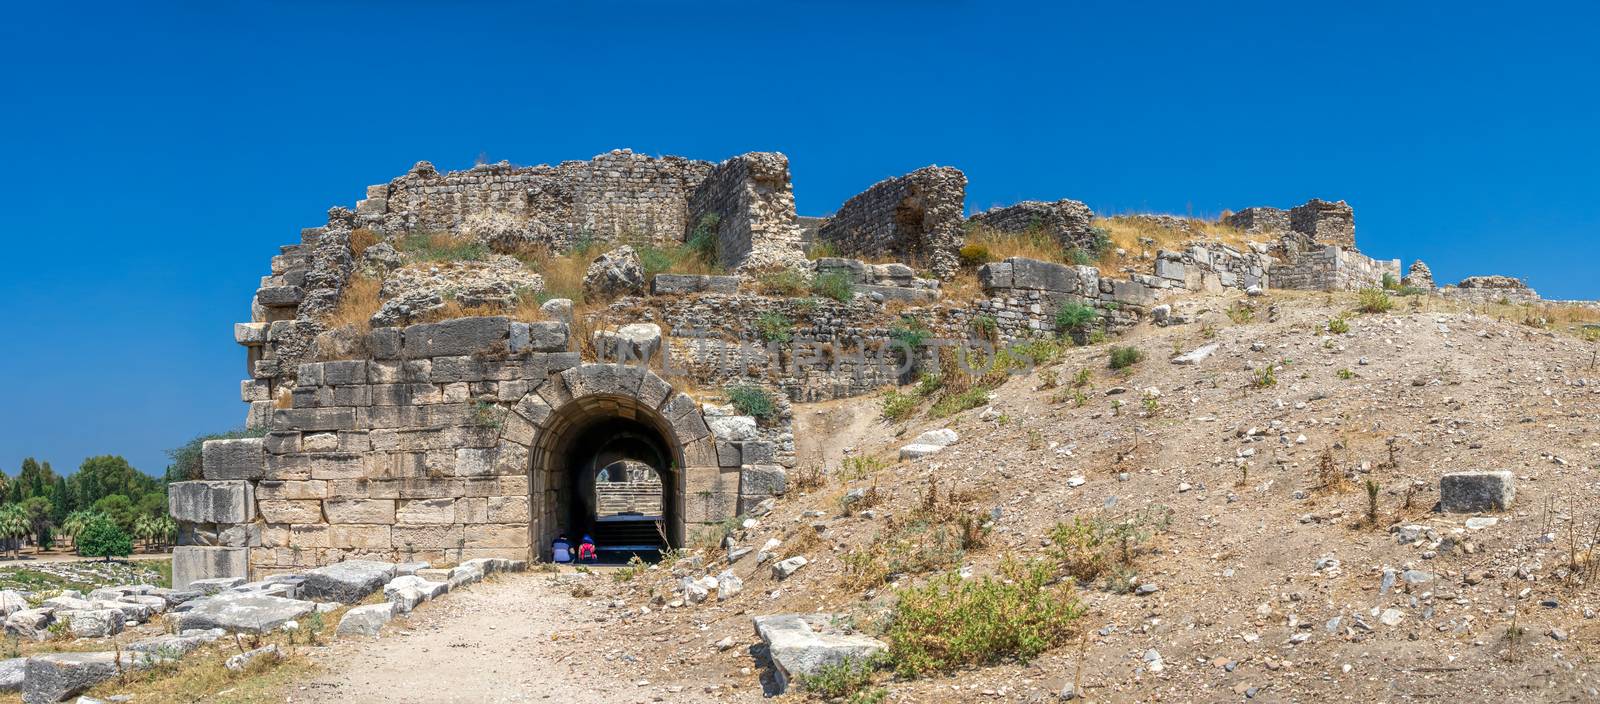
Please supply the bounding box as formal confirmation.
[963,223,1067,265]
[349,227,380,258]
[324,275,382,332]
[1093,215,1250,274]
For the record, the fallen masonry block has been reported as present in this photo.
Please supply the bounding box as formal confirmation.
[1172,342,1220,365]
[1440,471,1515,513]
[186,577,246,595]
[0,657,22,693]
[336,603,395,638]
[912,428,958,447]
[899,444,945,460]
[172,548,248,591]
[22,652,122,704]
[225,644,280,672]
[176,593,314,634]
[299,560,397,604]
[753,614,887,695]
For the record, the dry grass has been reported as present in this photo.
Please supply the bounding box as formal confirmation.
[515,244,596,304]
[963,223,1066,264]
[349,227,380,258]
[325,275,382,332]
[1092,215,1251,273]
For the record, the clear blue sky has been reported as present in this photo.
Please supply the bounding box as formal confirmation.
[2,2,1596,477]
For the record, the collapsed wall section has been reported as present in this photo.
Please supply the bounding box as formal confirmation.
[686,152,806,272]
[967,199,1098,252]
[1440,276,1541,304]
[815,166,967,278]
[372,150,715,250]
[1270,244,1400,291]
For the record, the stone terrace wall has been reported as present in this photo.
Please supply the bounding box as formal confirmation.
[975,257,1152,334]
[174,317,781,586]
[1271,244,1400,291]
[1440,276,1542,304]
[686,152,806,272]
[1224,199,1356,250]
[815,166,967,279]
[1153,243,1271,292]
[967,199,1098,252]
[372,150,715,250]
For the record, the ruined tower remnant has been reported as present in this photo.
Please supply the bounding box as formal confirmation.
[1287,198,1355,249]
[815,166,968,278]
[967,199,1099,253]
[687,152,807,272]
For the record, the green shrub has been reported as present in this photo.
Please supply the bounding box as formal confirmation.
[812,271,856,302]
[1253,364,1278,388]
[755,312,793,343]
[1054,302,1098,333]
[885,558,1083,676]
[958,244,992,268]
[1381,272,1399,290]
[1048,505,1171,588]
[1327,316,1350,334]
[687,213,720,264]
[881,390,918,422]
[1225,303,1254,324]
[888,316,931,351]
[1108,346,1144,370]
[166,427,267,483]
[1066,247,1095,266]
[756,270,812,296]
[912,373,944,397]
[1088,226,1113,254]
[726,384,777,420]
[77,516,132,562]
[930,387,990,418]
[1357,287,1394,314]
[1337,368,1355,380]
[397,231,486,262]
[971,314,998,339]
[799,654,886,700]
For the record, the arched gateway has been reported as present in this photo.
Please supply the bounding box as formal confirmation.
[168,317,749,588]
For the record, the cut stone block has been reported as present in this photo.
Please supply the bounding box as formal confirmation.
[336,603,395,638]
[22,652,121,704]
[176,593,314,634]
[171,547,248,591]
[1439,471,1515,513]
[752,614,887,695]
[300,560,397,604]
[168,481,253,524]
[202,437,266,481]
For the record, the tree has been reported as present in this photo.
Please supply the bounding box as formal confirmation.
[0,505,28,559]
[71,455,155,510]
[76,515,132,562]
[91,494,136,533]
[20,497,52,553]
[61,510,100,555]
[132,514,177,551]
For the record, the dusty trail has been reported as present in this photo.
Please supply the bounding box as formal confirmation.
[289,572,759,704]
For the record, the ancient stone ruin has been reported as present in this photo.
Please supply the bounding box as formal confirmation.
[170,147,1544,588]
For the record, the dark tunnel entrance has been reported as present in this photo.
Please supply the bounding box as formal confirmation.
[533,396,683,563]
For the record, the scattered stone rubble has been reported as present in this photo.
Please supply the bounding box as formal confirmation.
[0,558,524,702]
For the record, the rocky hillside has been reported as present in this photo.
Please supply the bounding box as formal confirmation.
[594,288,1600,702]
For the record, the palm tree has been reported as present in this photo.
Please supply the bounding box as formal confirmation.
[153,515,177,550]
[0,505,29,559]
[131,516,154,551]
[61,510,99,555]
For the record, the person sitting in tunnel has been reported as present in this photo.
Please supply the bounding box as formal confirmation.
[552,534,573,563]
[577,534,598,562]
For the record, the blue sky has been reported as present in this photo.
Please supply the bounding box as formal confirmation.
[1,2,1596,476]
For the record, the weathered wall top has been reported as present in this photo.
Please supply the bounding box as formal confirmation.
[815,166,967,278]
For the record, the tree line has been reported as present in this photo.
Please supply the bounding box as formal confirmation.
[2,455,174,560]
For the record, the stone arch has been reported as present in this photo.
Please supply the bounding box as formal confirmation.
[515,363,730,560]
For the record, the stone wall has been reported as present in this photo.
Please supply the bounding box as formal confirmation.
[1270,244,1400,291]
[967,199,1098,252]
[1224,198,1356,250]
[976,257,1154,333]
[175,317,784,586]
[815,166,967,278]
[372,150,714,250]
[1440,276,1541,304]
[1153,243,1271,292]
[686,152,806,272]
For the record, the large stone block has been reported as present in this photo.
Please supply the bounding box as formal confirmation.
[169,481,254,524]
[465,523,530,549]
[323,499,395,524]
[272,407,357,432]
[172,546,248,590]
[22,651,122,704]
[1440,471,1515,513]
[257,500,323,524]
[740,464,788,497]
[300,560,397,603]
[202,437,265,481]
[402,317,511,358]
[176,592,314,633]
[753,614,888,695]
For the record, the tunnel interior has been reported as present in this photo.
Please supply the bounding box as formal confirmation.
[535,397,682,563]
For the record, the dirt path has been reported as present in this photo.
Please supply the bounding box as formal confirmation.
[290,571,762,704]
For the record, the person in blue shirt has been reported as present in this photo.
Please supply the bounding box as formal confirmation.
[551,534,572,563]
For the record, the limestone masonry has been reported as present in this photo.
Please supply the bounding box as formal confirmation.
[171,148,1558,587]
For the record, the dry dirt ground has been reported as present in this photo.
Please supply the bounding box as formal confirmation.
[280,289,1600,703]
[286,571,764,704]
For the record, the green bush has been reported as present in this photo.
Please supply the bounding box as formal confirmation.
[812,271,856,302]
[397,231,486,262]
[726,384,777,420]
[1327,316,1350,334]
[888,316,931,351]
[1066,248,1095,266]
[687,213,720,264]
[881,390,918,422]
[971,314,998,339]
[77,516,132,562]
[1108,346,1144,370]
[799,654,885,700]
[958,244,992,268]
[756,270,811,296]
[885,558,1083,676]
[930,387,990,418]
[1054,302,1098,333]
[166,427,266,483]
[1381,272,1399,290]
[755,312,793,343]
[1357,287,1394,314]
